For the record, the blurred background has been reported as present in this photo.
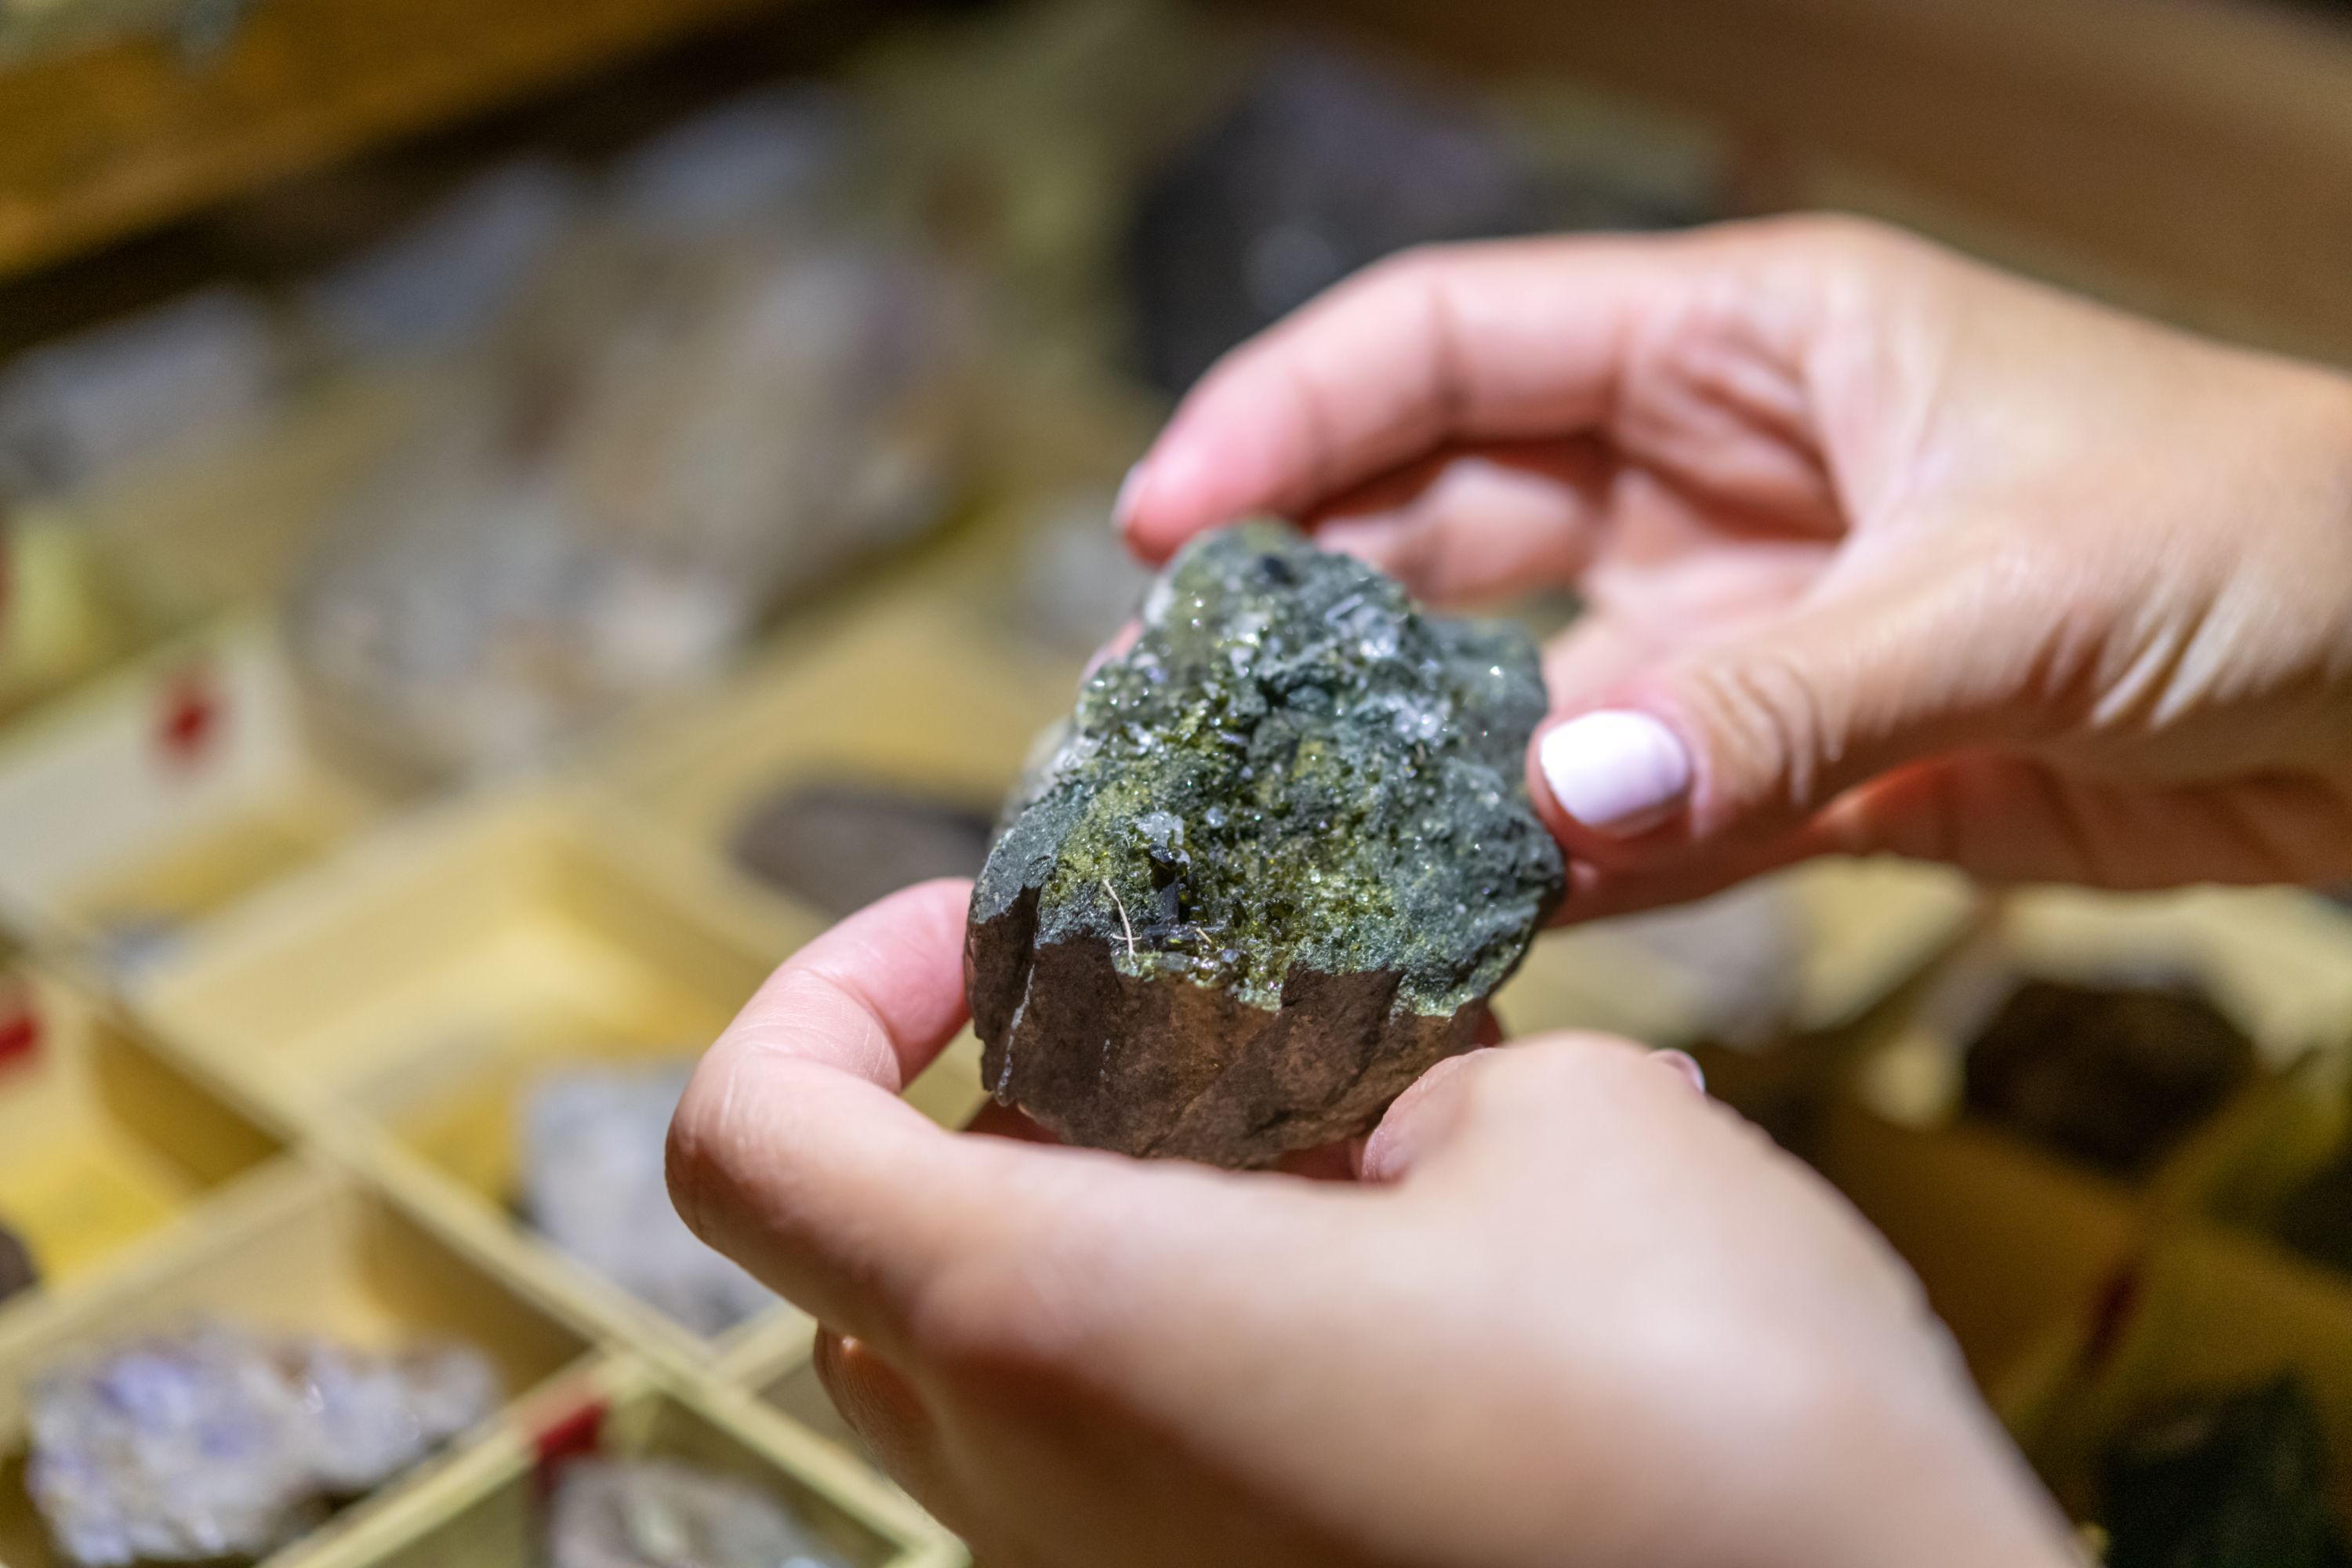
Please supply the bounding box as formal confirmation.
[0,0,2349,1563]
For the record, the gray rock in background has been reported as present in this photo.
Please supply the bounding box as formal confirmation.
[521,1065,775,1338]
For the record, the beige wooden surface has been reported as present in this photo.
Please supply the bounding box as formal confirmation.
[0,0,801,280]
[1279,0,2352,359]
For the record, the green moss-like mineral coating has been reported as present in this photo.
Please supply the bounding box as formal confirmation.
[980,520,1563,1014]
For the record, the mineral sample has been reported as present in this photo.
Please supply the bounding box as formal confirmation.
[967,521,1564,1167]
[729,780,995,918]
[521,1065,775,1337]
[548,1457,851,1568]
[0,1218,36,1305]
[2100,1377,2352,1568]
[27,1319,499,1566]
[1962,979,2255,1179]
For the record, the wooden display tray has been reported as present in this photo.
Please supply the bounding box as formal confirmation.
[1811,1097,2143,1396]
[0,964,278,1315]
[2006,1225,2352,1526]
[131,791,816,1364]
[581,571,1085,959]
[0,621,390,974]
[0,1157,596,1568]
[299,1356,960,1568]
[0,0,804,281]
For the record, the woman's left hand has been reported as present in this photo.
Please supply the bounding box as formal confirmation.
[669,878,2074,1568]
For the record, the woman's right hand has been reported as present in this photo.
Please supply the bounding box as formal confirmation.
[1117,216,2352,919]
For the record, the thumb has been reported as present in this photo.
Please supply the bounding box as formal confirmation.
[1530,548,2062,864]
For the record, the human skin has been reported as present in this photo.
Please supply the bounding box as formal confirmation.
[669,880,2079,1568]
[1117,215,2352,920]
[665,220,2352,1564]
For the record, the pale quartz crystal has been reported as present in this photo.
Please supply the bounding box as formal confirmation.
[548,1458,851,1568]
[27,1321,497,1566]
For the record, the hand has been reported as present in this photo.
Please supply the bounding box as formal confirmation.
[1116,216,2352,919]
[669,880,2077,1568]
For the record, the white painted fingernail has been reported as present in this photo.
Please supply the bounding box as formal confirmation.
[1537,710,1692,836]
[1653,1050,1707,1095]
[1112,461,1150,531]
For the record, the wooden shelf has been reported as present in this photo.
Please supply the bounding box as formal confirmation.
[0,0,800,281]
[1292,0,2352,359]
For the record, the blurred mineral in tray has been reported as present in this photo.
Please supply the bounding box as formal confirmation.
[27,1319,499,1566]
[0,1216,36,1305]
[521,1065,773,1338]
[548,1457,853,1568]
[1964,981,2257,1181]
[728,779,996,918]
[2096,1375,2351,1568]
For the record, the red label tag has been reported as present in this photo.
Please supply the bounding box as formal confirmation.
[0,989,42,1073]
[154,662,227,769]
[530,1395,608,1493]
[2082,1257,2146,1372]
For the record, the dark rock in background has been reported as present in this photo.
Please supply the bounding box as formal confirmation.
[731,779,996,917]
[1962,979,2255,1180]
[2100,1377,2352,1568]
[549,1457,853,1568]
[967,521,1563,1167]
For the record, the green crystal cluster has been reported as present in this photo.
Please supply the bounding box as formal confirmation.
[967,520,1563,1165]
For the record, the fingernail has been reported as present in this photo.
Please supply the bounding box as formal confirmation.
[1537,710,1692,836]
[1653,1050,1707,1095]
[1112,461,1150,531]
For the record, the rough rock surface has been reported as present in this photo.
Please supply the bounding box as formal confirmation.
[27,1319,498,1566]
[549,1457,851,1568]
[967,520,1564,1167]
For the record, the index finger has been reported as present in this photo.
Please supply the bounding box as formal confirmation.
[1117,222,1825,562]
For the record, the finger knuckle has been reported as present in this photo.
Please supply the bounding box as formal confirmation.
[1677,647,1838,816]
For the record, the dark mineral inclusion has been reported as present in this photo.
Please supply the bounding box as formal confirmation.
[966,521,1565,1167]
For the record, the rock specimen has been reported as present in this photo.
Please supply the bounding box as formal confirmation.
[1962,979,2255,1179]
[967,521,1564,1167]
[0,1218,37,1305]
[730,780,995,918]
[2100,1376,2352,1568]
[521,1065,775,1338]
[549,1457,851,1568]
[27,1319,498,1566]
